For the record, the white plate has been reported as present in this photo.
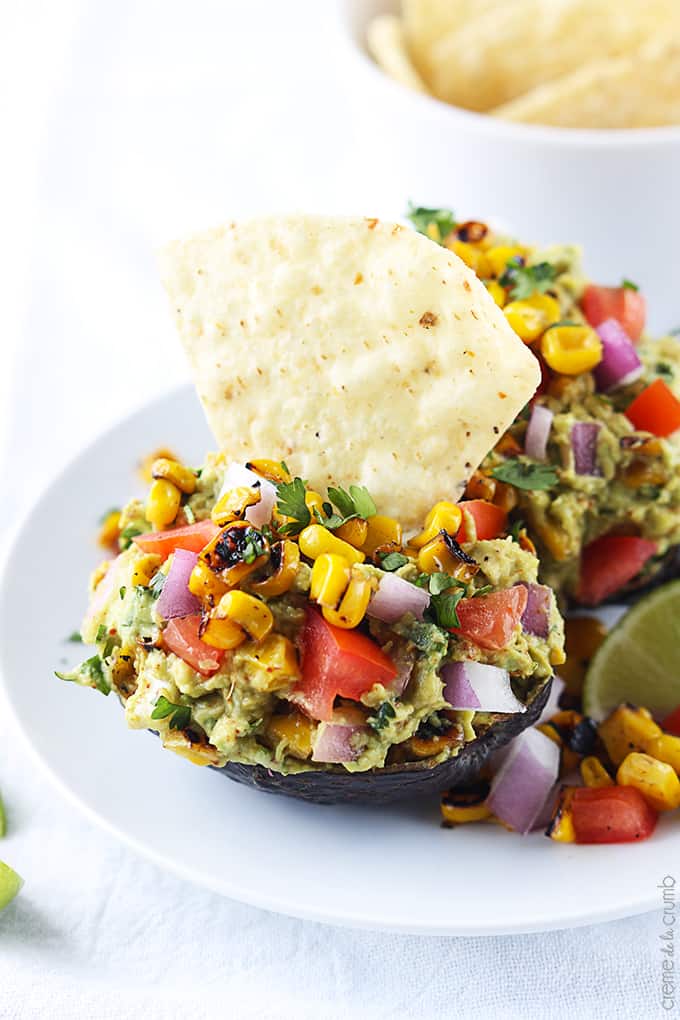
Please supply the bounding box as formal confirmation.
[0,386,675,935]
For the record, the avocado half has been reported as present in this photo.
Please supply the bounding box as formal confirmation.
[212,675,552,805]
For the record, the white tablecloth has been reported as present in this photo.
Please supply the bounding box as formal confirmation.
[0,2,672,1016]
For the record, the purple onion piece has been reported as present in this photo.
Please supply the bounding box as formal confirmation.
[311,723,367,763]
[486,728,560,834]
[367,573,431,624]
[156,549,201,620]
[442,660,525,713]
[524,404,553,461]
[516,582,552,638]
[537,675,566,726]
[594,318,643,393]
[571,421,601,476]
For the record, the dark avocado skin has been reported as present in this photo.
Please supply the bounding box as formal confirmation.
[211,676,552,805]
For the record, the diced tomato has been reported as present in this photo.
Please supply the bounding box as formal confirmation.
[582,284,646,342]
[452,586,527,651]
[576,535,657,606]
[662,706,680,737]
[293,608,398,721]
[163,616,224,677]
[625,379,680,438]
[571,786,657,844]
[134,519,219,560]
[456,500,508,542]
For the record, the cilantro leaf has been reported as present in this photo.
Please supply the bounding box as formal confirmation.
[621,278,639,291]
[380,552,410,572]
[326,486,355,518]
[56,655,109,695]
[368,701,397,732]
[499,260,557,300]
[151,695,192,730]
[491,460,558,491]
[275,478,311,535]
[509,519,525,543]
[324,485,377,529]
[66,631,82,643]
[656,362,674,379]
[349,485,377,519]
[119,524,143,550]
[406,202,457,242]
[242,530,267,564]
[428,572,465,596]
[429,589,464,629]
[119,586,127,600]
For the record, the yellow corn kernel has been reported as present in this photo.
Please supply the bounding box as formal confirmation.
[361,515,403,556]
[407,729,462,759]
[541,324,602,375]
[580,756,614,789]
[211,486,261,526]
[298,524,365,564]
[549,646,567,667]
[199,522,269,588]
[188,559,229,607]
[251,540,300,598]
[648,733,680,774]
[447,239,491,277]
[617,752,680,812]
[310,553,351,608]
[546,788,576,843]
[151,457,197,495]
[98,509,121,549]
[621,460,669,489]
[131,553,162,588]
[417,533,462,575]
[529,516,572,563]
[139,447,178,484]
[485,280,506,308]
[441,785,492,825]
[411,502,463,549]
[110,647,137,697]
[485,245,525,278]
[201,616,246,650]
[146,478,181,529]
[266,712,314,760]
[322,573,373,629]
[305,490,325,519]
[246,458,290,484]
[240,633,301,691]
[216,590,274,642]
[598,704,663,767]
[503,300,550,343]
[560,616,608,696]
[335,517,369,548]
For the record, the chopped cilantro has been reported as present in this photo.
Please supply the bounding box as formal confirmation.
[429,588,464,629]
[491,460,558,491]
[66,631,82,643]
[151,695,192,730]
[119,524,143,550]
[95,624,107,642]
[275,477,311,536]
[499,260,557,300]
[368,701,397,732]
[473,584,493,597]
[242,530,267,564]
[148,572,165,599]
[56,655,109,695]
[638,484,662,501]
[656,362,674,378]
[406,202,457,241]
[326,485,377,526]
[509,518,525,543]
[119,586,127,600]
[379,551,410,572]
[621,278,639,291]
[428,572,466,596]
[280,460,290,475]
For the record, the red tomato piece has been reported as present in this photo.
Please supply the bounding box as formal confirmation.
[571,786,657,844]
[134,519,219,560]
[577,535,657,606]
[293,608,398,721]
[163,616,224,677]
[582,284,646,342]
[452,586,527,651]
[456,500,508,542]
[661,706,680,737]
[625,379,680,438]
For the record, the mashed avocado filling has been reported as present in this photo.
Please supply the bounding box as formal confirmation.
[64,457,563,775]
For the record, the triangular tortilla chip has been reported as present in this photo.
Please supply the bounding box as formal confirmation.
[159,216,539,526]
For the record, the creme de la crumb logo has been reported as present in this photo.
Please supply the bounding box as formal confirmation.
[660,875,677,1011]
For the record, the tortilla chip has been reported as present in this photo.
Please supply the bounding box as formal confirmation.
[401,0,502,82]
[159,217,539,526]
[493,37,680,128]
[366,15,427,93]
[428,0,678,111]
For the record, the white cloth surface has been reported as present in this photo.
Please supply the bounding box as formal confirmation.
[0,2,673,1017]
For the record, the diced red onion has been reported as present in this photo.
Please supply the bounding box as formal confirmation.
[486,727,560,834]
[442,661,526,713]
[312,723,366,763]
[156,549,201,619]
[517,582,552,638]
[594,318,643,392]
[367,573,431,624]
[537,674,566,725]
[531,781,560,832]
[220,462,277,529]
[524,404,553,461]
[571,422,601,476]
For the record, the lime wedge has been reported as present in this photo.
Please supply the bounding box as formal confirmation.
[583,580,680,721]
[0,860,22,911]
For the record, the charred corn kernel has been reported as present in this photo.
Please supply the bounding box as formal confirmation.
[98,509,121,548]
[561,616,608,696]
[188,559,229,606]
[492,480,518,513]
[310,553,351,608]
[408,729,462,759]
[246,458,290,483]
[146,478,181,529]
[266,712,314,760]
[298,524,365,564]
[546,788,576,843]
[201,615,245,650]
[335,517,369,548]
[417,533,459,574]
[465,471,496,502]
[636,437,664,457]
[305,490,325,517]
[486,245,525,278]
[648,733,680,774]
[485,280,506,308]
[447,239,491,277]
[621,460,669,489]
[580,756,614,788]
[441,783,492,825]
[163,732,223,766]
[361,515,403,556]
[503,300,550,343]
[139,447,178,484]
[251,633,300,683]
[494,432,523,457]
[211,485,261,526]
[322,573,373,629]
[131,553,162,587]
[199,522,269,588]
[598,704,663,766]
[216,590,273,642]
[110,647,136,697]
[151,457,197,495]
[617,752,680,812]
[411,502,463,549]
[251,540,300,598]
[541,324,602,375]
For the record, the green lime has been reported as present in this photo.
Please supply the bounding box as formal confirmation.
[0,860,22,911]
[583,579,680,721]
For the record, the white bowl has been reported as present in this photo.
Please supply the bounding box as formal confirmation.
[337,0,680,333]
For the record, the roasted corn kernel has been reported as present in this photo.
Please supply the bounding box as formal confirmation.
[139,447,178,484]
[485,280,506,308]
[199,521,269,588]
[560,616,608,696]
[322,572,373,629]
[580,756,614,789]
[598,705,662,766]
[617,752,680,812]
[446,239,491,277]
[151,457,197,495]
[411,502,463,549]
[98,509,121,549]
[441,782,492,825]
[546,787,576,843]
[266,711,314,760]
[298,524,365,564]
[188,559,229,607]
[503,300,549,343]
[146,478,181,529]
[361,515,403,556]
[304,490,325,517]
[211,485,261,526]
[464,471,496,502]
[215,590,274,642]
[486,245,525,278]
[240,633,301,691]
[648,733,680,774]
[201,615,246,650]
[131,553,162,588]
[110,647,137,698]
[335,517,369,549]
[246,458,290,483]
[416,532,468,576]
[541,324,602,375]
[621,460,669,489]
[310,553,351,608]
[250,540,300,598]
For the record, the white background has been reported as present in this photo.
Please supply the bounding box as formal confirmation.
[0,2,672,1017]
